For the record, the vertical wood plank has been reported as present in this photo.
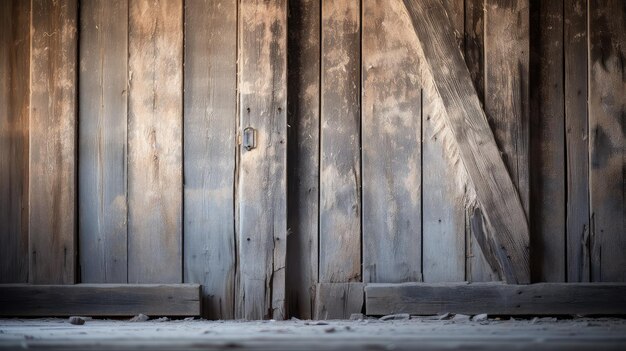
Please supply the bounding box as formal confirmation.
[0,0,30,283]
[464,0,499,282]
[184,0,237,319]
[286,0,320,319]
[564,0,590,282]
[319,0,361,284]
[422,0,465,283]
[529,0,566,282]
[78,0,128,284]
[484,0,530,216]
[29,0,78,284]
[588,0,626,282]
[237,0,288,320]
[362,0,422,284]
[128,0,183,283]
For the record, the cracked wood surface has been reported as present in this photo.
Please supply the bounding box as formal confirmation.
[78,0,129,284]
[237,0,287,320]
[29,0,78,284]
[184,0,237,320]
[0,0,29,283]
[127,0,183,283]
[319,0,361,284]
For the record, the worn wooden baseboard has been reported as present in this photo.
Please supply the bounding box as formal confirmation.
[314,283,364,320]
[0,284,201,317]
[366,282,626,316]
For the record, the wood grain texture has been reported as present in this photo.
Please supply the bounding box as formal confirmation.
[0,284,200,317]
[29,0,78,284]
[0,0,29,283]
[366,282,626,315]
[464,0,498,282]
[529,0,565,282]
[314,283,364,320]
[484,0,530,217]
[588,0,626,282]
[422,0,465,283]
[319,0,361,284]
[564,0,590,282]
[183,0,237,320]
[128,0,183,283]
[403,0,531,284]
[286,0,320,319]
[362,0,421,284]
[78,0,128,284]
[237,0,288,320]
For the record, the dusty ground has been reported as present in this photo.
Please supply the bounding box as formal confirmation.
[1,315,626,350]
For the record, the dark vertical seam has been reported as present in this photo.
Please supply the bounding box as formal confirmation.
[562,0,568,282]
[233,0,240,318]
[358,0,363,283]
[420,88,424,282]
[458,0,464,281]
[75,0,81,284]
[317,0,322,285]
[180,0,185,284]
[585,0,592,282]
[125,0,130,284]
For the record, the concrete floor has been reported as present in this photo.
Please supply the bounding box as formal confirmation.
[1,316,626,350]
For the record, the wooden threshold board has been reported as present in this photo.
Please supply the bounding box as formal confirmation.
[0,284,201,317]
[366,283,626,316]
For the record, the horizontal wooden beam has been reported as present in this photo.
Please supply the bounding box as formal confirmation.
[0,284,201,317]
[366,283,626,316]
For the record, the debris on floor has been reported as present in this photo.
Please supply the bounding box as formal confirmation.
[380,313,410,321]
[1,317,626,350]
[129,314,149,322]
[472,314,489,322]
[68,316,86,325]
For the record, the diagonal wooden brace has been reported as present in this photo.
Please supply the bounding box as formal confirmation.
[403,0,530,284]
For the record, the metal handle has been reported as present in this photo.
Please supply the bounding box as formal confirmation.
[243,127,256,151]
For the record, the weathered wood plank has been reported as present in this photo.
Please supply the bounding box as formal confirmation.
[78,0,128,284]
[128,0,183,283]
[564,0,590,282]
[588,0,626,282]
[0,284,200,317]
[422,0,465,283]
[403,0,531,284]
[286,0,320,319]
[366,282,626,315]
[529,0,565,282]
[464,0,484,103]
[464,0,498,282]
[484,0,530,216]
[319,0,361,284]
[183,0,237,320]
[362,0,421,284]
[466,207,500,281]
[237,0,287,320]
[29,0,78,284]
[0,0,29,283]
[314,283,364,320]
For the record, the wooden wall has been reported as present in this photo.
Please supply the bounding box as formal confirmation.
[0,0,624,319]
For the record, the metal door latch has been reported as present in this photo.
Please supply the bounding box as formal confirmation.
[243,127,256,151]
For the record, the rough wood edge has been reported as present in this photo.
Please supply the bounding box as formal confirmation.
[366,282,626,316]
[0,284,201,317]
